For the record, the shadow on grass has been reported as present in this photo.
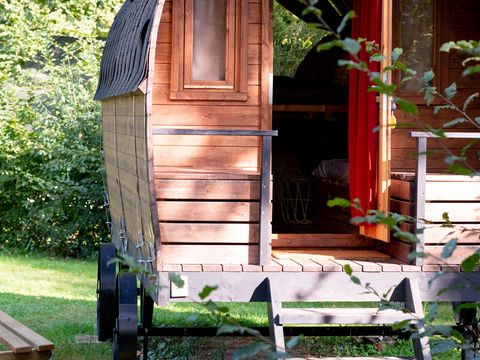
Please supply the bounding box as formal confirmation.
[0,292,111,360]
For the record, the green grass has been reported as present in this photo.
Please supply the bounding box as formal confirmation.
[0,253,464,359]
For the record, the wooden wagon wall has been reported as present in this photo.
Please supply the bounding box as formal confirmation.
[391,0,480,172]
[102,94,157,265]
[386,0,480,264]
[152,0,271,264]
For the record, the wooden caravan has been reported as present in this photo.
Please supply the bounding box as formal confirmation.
[95,0,480,358]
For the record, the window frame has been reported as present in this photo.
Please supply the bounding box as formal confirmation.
[392,0,445,102]
[171,0,248,101]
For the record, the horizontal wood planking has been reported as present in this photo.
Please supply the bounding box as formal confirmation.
[425,202,480,222]
[161,244,259,264]
[391,152,479,172]
[391,177,480,201]
[424,245,480,265]
[272,249,390,261]
[155,169,260,180]
[156,179,260,200]
[153,134,260,147]
[155,42,171,64]
[391,198,480,222]
[271,233,372,248]
[152,84,261,106]
[424,224,480,244]
[159,0,172,23]
[390,178,414,201]
[159,223,259,243]
[151,104,261,127]
[425,180,480,201]
[153,145,259,170]
[157,201,259,222]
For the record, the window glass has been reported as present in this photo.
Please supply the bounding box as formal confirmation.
[399,0,433,92]
[192,0,227,81]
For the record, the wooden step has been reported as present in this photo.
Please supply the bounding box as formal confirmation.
[279,308,415,325]
[0,310,54,352]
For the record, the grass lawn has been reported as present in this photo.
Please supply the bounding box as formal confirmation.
[0,253,462,359]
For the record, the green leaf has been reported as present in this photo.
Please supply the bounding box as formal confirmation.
[392,47,403,62]
[337,59,365,70]
[431,339,458,354]
[344,264,353,275]
[451,329,466,344]
[463,65,480,76]
[440,41,459,53]
[370,53,386,62]
[396,99,418,115]
[316,40,343,52]
[327,197,351,208]
[394,230,419,244]
[342,37,361,55]
[423,86,437,106]
[168,273,185,288]
[349,276,360,285]
[336,10,355,34]
[422,70,435,83]
[232,342,270,360]
[441,238,458,259]
[217,324,241,335]
[463,93,479,111]
[444,82,457,100]
[461,253,480,272]
[392,319,411,331]
[443,117,466,128]
[433,104,455,115]
[286,335,303,349]
[427,302,439,322]
[408,251,428,261]
[442,213,451,223]
[198,285,218,300]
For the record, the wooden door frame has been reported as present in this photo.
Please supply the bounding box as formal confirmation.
[360,0,392,242]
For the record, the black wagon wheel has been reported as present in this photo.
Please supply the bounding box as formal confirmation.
[113,272,138,360]
[140,280,155,360]
[97,243,117,341]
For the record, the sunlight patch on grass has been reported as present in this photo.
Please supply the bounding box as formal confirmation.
[0,254,96,301]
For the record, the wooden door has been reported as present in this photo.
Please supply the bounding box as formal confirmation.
[361,0,392,242]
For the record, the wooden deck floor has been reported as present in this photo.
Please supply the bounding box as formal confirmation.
[159,248,458,273]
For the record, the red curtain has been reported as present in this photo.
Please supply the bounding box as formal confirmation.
[348,0,382,219]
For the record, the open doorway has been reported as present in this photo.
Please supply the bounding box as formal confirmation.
[271,0,356,235]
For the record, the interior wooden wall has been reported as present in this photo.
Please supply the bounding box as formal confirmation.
[102,94,156,263]
[152,0,268,264]
[391,0,480,173]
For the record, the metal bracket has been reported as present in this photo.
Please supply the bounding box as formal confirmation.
[119,218,128,255]
[138,243,156,271]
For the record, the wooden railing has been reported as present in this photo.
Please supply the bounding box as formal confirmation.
[410,131,480,265]
[152,128,278,265]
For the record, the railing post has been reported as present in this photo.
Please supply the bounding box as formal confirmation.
[414,135,427,266]
[259,135,272,266]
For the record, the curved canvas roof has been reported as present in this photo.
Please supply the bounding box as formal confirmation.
[94,0,159,100]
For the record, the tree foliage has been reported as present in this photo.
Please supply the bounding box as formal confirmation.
[273,1,328,77]
[0,0,123,256]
